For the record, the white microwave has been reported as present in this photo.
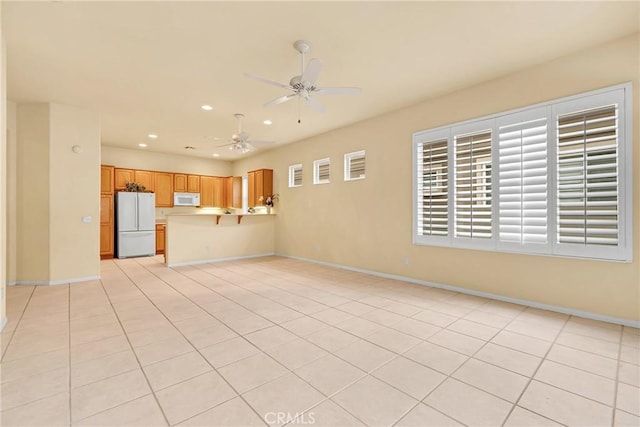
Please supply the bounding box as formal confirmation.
[173,192,200,206]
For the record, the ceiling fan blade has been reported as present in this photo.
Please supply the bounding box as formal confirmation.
[216,141,236,147]
[244,143,256,151]
[244,73,291,90]
[302,58,323,85]
[264,93,297,108]
[306,97,325,113]
[315,86,362,95]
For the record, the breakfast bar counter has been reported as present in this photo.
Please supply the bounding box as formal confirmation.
[164,213,275,267]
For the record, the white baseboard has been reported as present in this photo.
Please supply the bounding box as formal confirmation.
[0,316,7,331]
[167,252,276,268]
[281,254,640,328]
[7,275,100,286]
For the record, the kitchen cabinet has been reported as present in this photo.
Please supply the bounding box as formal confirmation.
[114,168,134,191]
[200,176,215,207]
[154,172,174,207]
[248,169,273,207]
[156,223,166,255]
[100,194,114,259]
[101,165,114,194]
[174,174,187,192]
[134,170,155,192]
[175,174,201,194]
[187,175,200,193]
[213,177,225,207]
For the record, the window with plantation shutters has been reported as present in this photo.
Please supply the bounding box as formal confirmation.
[288,164,302,188]
[557,105,619,246]
[412,83,631,262]
[313,158,331,184]
[454,128,492,240]
[416,135,448,238]
[345,151,366,181]
[497,109,549,252]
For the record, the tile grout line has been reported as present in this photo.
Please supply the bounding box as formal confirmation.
[114,258,271,426]
[610,324,625,426]
[91,267,172,427]
[0,285,36,362]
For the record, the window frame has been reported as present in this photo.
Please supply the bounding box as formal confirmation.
[313,158,331,185]
[412,83,632,262]
[288,164,303,188]
[344,150,366,181]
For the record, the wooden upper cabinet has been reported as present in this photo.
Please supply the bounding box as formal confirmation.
[212,177,225,207]
[174,174,188,192]
[187,175,200,193]
[134,170,155,192]
[248,169,273,207]
[175,174,200,194]
[114,168,134,191]
[101,165,114,194]
[154,172,174,207]
[200,176,215,207]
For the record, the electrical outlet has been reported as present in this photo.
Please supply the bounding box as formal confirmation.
[402,257,409,265]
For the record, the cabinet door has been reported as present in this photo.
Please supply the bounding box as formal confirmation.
[134,170,155,192]
[101,165,114,194]
[248,171,256,207]
[154,172,174,207]
[155,224,166,255]
[255,170,264,205]
[200,176,215,207]
[224,177,234,208]
[174,174,187,192]
[114,169,134,191]
[187,175,200,193]
[212,177,225,207]
[100,194,114,258]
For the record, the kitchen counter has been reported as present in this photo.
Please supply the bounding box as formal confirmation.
[164,213,275,267]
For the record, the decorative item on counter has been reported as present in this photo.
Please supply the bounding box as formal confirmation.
[248,207,256,214]
[223,208,233,214]
[259,193,279,214]
[124,181,147,192]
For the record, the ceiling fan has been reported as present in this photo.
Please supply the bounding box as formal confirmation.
[245,40,362,121]
[216,113,275,154]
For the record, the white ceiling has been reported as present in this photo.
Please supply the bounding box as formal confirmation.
[3,1,638,160]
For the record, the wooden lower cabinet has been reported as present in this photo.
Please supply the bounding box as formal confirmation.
[100,194,114,259]
[155,224,166,255]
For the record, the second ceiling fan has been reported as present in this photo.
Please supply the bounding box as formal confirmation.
[217,113,275,154]
[245,40,362,120]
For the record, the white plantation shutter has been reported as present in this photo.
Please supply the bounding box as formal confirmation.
[345,151,366,181]
[454,127,492,240]
[556,105,618,247]
[417,137,449,237]
[497,109,549,251]
[413,84,631,261]
[289,164,302,187]
[314,158,330,184]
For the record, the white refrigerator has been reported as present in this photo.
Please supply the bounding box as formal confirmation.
[116,192,156,258]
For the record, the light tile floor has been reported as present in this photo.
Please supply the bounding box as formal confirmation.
[1,255,639,426]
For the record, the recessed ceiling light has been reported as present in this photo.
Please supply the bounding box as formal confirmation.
[201,105,213,111]
[147,134,158,139]
[263,120,273,125]
[212,153,220,157]
[138,143,148,148]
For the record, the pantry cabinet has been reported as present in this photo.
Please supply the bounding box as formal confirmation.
[100,165,114,194]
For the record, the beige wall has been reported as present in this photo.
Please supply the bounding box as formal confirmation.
[165,214,275,266]
[49,104,101,282]
[101,145,232,176]
[14,103,100,284]
[6,101,15,284]
[16,104,50,282]
[0,31,6,327]
[233,33,640,323]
